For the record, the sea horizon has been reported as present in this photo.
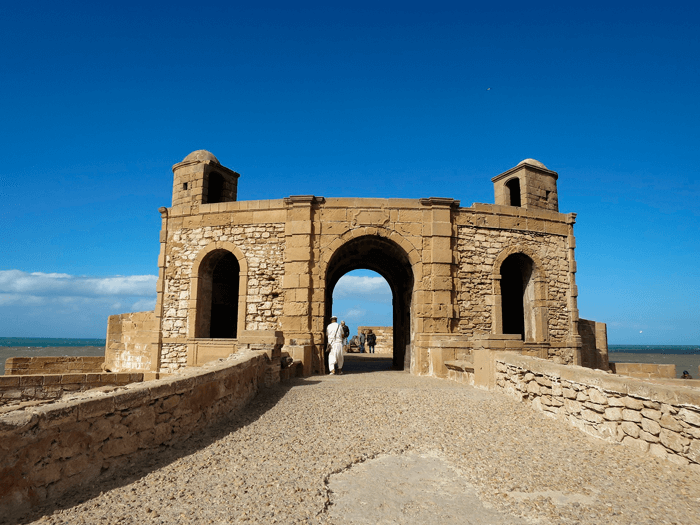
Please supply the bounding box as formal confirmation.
[1,337,698,353]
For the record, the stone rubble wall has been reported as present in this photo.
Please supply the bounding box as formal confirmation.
[105,311,157,372]
[0,352,270,520]
[456,226,573,363]
[356,326,393,354]
[4,356,105,375]
[494,353,700,467]
[0,372,143,407]
[160,222,285,372]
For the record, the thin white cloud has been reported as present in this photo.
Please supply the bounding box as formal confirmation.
[342,307,367,321]
[0,270,157,297]
[334,275,391,303]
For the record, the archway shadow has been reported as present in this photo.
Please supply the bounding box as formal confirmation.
[11,379,320,525]
[340,354,396,374]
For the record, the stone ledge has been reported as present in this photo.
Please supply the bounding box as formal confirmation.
[444,359,474,373]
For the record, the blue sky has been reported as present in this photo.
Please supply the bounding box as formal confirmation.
[0,1,698,343]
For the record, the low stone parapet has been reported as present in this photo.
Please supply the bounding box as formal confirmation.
[493,352,700,467]
[0,351,271,521]
[610,362,676,379]
[5,356,105,375]
[0,372,143,407]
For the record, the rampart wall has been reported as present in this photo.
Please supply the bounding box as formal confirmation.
[5,356,104,375]
[105,311,157,372]
[0,352,271,521]
[493,353,700,467]
[0,372,143,407]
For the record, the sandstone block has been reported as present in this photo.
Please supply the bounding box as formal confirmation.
[563,388,577,399]
[641,408,661,421]
[687,441,700,464]
[608,397,625,407]
[678,408,700,427]
[638,429,660,443]
[641,417,661,436]
[622,409,642,423]
[584,402,606,414]
[622,397,644,410]
[587,389,608,405]
[581,408,604,424]
[659,429,689,453]
[659,414,683,432]
[604,407,623,421]
[620,421,640,438]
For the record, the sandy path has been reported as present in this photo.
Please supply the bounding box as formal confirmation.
[14,355,700,525]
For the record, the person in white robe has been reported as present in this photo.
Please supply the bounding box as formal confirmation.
[326,316,344,375]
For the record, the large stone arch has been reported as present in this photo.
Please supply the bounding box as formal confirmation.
[188,241,249,339]
[490,245,548,342]
[320,230,419,370]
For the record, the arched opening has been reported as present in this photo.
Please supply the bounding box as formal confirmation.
[500,253,533,341]
[195,249,240,338]
[206,172,225,204]
[324,235,413,371]
[505,177,521,207]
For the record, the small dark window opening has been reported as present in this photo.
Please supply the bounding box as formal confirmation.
[501,253,533,340]
[183,182,188,190]
[207,172,225,204]
[545,190,551,202]
[210,252,240,338]
[506,178,521,207]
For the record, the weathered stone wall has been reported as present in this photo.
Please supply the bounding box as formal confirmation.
[0,372,143,407]
[494,353,700,467]
[159,220,285,372]
[610,362,676,379]
[579,319,608,370]
[5,356,104,375]
[105,311,157,372]
[0,352,270,521]
[456,226,571,349]
[357,326,393,354]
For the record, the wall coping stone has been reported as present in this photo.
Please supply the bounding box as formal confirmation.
[495,352,700,406]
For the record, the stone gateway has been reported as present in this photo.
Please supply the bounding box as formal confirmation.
[105,151,607,378]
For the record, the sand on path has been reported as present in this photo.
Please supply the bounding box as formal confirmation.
[13,354,700,525]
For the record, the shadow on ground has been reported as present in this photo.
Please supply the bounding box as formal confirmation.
[13,378,321,525]
[336,354,395,375]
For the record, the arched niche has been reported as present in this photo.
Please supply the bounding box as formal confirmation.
[189,242,248,339]
[491,246,548,342]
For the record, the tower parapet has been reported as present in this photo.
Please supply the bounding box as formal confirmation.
[492,159,559,212]
[171,150,240,207]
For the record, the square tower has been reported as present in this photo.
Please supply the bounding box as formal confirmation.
[171,150,240,207]
[492,158,558,212]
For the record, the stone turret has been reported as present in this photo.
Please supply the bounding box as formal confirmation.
[492,159,559,212]
[171,150,240,207]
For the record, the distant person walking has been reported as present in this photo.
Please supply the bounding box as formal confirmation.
[367,330,376,354]
[341,321,350,351]
[359,330,366,353]
[682,370,693,379]
[326,316,344,375]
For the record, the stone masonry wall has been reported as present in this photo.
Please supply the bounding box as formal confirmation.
[0,372,143,407]
[357,326,393,354]
[160,223,285,372]
[5,357,104,375]
[105,311,157,372]
[0,352,269,521]
[494,353,700,468]
[456,227,571,361]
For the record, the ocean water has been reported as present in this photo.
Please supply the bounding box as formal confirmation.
[0,338,106,375]
[608,345,700,354]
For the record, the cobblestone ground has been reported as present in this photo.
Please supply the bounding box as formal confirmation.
[17,355,700,525]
